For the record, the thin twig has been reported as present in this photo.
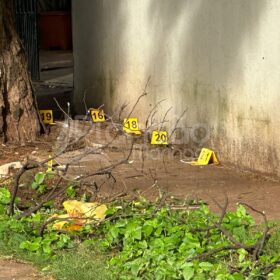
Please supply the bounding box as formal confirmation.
[159,107,172,131]
[126,76,151,119]
[240,202,270,260]
[169,109,187,139]
[53,97,72,120]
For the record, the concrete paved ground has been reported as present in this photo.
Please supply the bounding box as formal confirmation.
[34,50,73,119]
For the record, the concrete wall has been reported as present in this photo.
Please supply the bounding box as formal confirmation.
[72,0,280,176]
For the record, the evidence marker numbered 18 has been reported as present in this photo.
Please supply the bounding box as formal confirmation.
[151,131,168,145]
[90,109,105,123]
[123,118,141,135]
[39,110,54,125]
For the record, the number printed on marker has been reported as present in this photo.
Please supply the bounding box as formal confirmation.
[39,110,54,125]
[123,118,141,134]
[151,131,168,145]
[90,109,105,122]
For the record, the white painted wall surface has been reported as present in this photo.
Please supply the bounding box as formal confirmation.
[72,0,280,175]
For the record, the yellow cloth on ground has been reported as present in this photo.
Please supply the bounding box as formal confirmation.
[52,200,107,231]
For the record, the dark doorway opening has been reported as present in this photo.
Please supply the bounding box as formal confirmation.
[14,0,73,119]
[37,0,73,88]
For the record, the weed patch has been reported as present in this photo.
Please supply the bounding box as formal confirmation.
[0,187,280,279]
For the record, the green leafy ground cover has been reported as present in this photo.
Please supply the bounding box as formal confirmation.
[0,187,280,280]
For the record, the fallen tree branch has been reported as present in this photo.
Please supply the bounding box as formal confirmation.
[189,198,271,262]
[39,215,100,236]
[239,202,271,260]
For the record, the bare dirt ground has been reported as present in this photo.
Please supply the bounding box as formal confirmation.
[1,124,280,221]
[1,124,280,278]
[0,258,52,280]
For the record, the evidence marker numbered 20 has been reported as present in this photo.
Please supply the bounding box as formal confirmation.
[151,131,168,145]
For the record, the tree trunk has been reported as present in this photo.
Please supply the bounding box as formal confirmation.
[0,0,40,143]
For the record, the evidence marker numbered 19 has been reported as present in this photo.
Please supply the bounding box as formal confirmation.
[123,118,141,135]
[151,131,168,145]
[39,110,54,125]
[90,109,105,123]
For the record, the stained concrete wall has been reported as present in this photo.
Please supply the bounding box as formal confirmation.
[72,0,280,176]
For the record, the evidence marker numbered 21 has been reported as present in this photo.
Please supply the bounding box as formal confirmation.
[90,109,105,123]
[151,131,168,145]
[39,110,54,125]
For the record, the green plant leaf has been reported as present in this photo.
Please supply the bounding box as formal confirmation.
[34,172,46,185]
[236,205,247,218]
[109,226,119,239]
[232,272,245,280]
[66,186,76,198]
[20,240,41,252]
[38,184,47,194]
[143,225,154,237]
[182,265,195,280]
[31,181,39,190]
[0,204,5,214]
[199,262,213,271]
[0,188,11,204]
[271,268,280,280]
[237,248,248,263]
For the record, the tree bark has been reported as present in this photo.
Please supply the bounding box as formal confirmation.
[0,0,40,143]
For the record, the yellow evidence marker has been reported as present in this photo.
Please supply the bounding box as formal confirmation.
[123,118,141,135]
[47,155,53,173]
[90,109,105,123]
[39,110,54,125]
[151,131,168,145]
[191,148,219,166]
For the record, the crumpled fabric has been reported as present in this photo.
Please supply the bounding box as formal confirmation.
[52,200,107,231]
